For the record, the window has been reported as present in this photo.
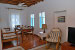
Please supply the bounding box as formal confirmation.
[11,14,20,28]
[31,14,34,26]
[39,12,45,28]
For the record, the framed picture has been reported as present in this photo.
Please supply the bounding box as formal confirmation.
[58,16,65,22]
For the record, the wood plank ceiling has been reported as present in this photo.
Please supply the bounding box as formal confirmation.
[0,0,44,7]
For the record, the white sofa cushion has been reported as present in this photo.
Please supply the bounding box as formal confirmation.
[46,38,58,42]
[27,31,32,33]
[2,29,6,33]
[52,28,60,32]
[3,33,17,39]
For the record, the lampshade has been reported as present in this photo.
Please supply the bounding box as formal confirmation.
[42,24,47,29]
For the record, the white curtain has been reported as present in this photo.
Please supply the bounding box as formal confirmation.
[8,9,22,31]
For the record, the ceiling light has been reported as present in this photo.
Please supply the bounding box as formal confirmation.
[18,3,25,6]
[23,5,27,7]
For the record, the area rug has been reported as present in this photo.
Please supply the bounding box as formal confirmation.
[3,46,24,50]
[29,44,47,50]
[4,44,61,50]
[29,43,61,50]
[14,48,23,50]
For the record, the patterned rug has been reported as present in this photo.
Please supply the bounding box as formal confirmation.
[4,44,61,50]
[29,44,61,50]
[14,48,23,50]
[3,46,24,50]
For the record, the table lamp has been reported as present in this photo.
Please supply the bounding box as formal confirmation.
[42,24,47,33]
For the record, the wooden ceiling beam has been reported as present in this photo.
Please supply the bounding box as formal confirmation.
[0,0,44,7]
[26,0,44,7]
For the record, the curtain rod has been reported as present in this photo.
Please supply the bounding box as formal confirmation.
[6,8,23,10]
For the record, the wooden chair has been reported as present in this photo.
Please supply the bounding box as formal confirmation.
[46,28,62,50]
[26,26,34,40]
[1,28,18,49]
[15,25,22,35]
[21,28,33,43]
[26,26,34,34]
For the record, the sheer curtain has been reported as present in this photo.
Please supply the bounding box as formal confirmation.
[9,9,21,31]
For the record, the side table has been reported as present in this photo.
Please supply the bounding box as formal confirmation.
[37,32,48,40]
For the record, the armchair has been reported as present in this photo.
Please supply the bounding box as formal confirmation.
[46,28,62,50]
[1,28,18,49]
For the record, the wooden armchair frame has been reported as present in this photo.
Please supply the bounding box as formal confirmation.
[1,29,18,49]
[46,28,62,50]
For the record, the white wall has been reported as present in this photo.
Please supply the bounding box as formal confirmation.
[0,3,28,28]
[0,30,2,50]
[25,0,75,43]
[0,7,9,28]
[54,10,67,43]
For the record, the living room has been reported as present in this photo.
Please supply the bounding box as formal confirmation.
[0,0,75,50]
